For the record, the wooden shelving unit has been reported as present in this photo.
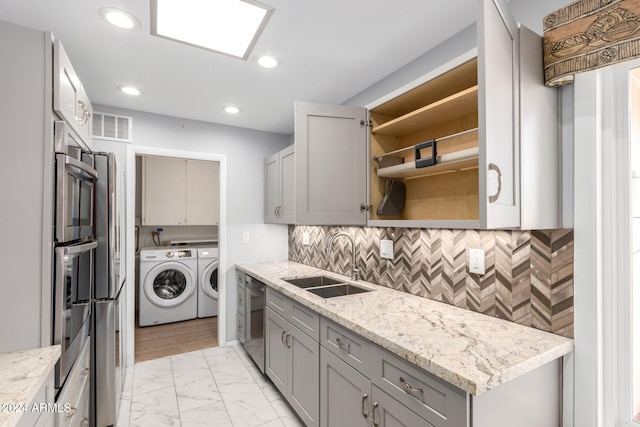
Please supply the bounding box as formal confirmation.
[372,86,478,138]
[369,57,480,222]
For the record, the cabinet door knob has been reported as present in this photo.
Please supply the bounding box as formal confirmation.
[399,376,424,394]
[335,337,351,353]
[286,332,292,348]
[371,402,379,427]
[361,394,369,419]
[488,163,503,203]
[65,406,78,421]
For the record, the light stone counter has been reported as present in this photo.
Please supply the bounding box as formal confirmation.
[236,260,573,396]
[0,345,60,427]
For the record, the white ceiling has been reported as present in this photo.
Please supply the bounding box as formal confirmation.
[0,0,477,134]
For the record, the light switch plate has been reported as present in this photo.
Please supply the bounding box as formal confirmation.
[303,232,310,246]
[468,248,485,274]
[380,239,394,259]
[242,231,250,244]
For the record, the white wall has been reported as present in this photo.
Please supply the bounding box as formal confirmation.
[93,106,290,364]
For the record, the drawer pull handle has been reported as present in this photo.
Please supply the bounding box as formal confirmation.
[65,407,77,421]
[399,377,424,394]
[336,337,351,352]
[372,402,379,427]
[361,394,368,419]
[286,333,292,349]
[281,330,287,345]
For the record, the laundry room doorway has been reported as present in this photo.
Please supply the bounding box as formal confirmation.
[124,146,227,366]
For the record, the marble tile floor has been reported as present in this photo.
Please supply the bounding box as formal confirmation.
[117,344,304,427]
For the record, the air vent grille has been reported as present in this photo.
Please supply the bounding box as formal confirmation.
[92,112,133,142]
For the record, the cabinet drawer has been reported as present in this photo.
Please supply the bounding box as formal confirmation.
[237,313,246,344]
[371,346,467,427]
[238,287,246,315]
[320,317,371,377]
[56,339,90,427]
[266,288,319,340]
[265,287,287,317]
[236,270,246,288]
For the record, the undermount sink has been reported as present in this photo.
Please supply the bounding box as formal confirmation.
[283,275,372,298]
[306,284,371,298]
[284,275,343,288]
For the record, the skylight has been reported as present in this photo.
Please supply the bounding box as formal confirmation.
[151,0,274,59]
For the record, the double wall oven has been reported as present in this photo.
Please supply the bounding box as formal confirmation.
[53,121,97,391]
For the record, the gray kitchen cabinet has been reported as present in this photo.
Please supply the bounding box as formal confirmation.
[265,145,295,224]
[16,371,55,427]
[294,102,368,225]
[53,38,93,151]
[363,0,559,230]
[142,156,220,225]
[371,385,434,427]
[265,288,320,427]
[321,318,452,427]
[236,270,246,343]
[320,347,370,427]
[55,338,90,427]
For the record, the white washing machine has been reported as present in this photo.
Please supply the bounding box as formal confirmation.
[197,247,219,318]
[138,247,198,327]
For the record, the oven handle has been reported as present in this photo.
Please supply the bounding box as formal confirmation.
[65,155,98,181]
[62,240,98,256]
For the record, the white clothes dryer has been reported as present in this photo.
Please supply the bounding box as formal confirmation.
[197,247,219,318]
[138,247,198,327]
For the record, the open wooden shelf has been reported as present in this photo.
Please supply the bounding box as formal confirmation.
[372,86,478,138]
[377,156,478,180]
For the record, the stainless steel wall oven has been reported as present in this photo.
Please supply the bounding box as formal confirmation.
[53,239,96,389]
[54,121,97,244]
[52,120,98,393]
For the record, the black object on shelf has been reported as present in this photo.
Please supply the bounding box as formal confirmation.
[414,139,437,168]
[377,179,406,216]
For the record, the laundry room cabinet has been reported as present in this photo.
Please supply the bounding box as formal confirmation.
[141,156,220,226]
[265,145,295,224]
[294,0,560,230]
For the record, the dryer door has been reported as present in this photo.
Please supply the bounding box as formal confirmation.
[201,259,219,299]
[144,261,196,308]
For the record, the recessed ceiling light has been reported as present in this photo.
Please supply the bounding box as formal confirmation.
[98,7,141,30]
[119,86,141,96]
[151,0,274,59]
[224,106,240,114]
[257,55,279,68]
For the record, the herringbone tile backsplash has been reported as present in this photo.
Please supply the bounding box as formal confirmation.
[288,225,574,338]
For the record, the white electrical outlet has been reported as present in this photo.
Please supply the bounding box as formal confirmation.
[468,248,485,275]
[380,239,394,259]
[303,232,310,246]
[242,231,250,244]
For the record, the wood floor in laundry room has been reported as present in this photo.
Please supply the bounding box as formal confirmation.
[134,315,218,363]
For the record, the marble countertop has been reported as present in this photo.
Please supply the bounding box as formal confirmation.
[0,345,60,427]
[236,260,574,396]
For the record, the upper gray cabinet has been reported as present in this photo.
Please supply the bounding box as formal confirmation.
[294,102,368,226]
[53,38,93,151]
[369,0,534,230]
[291,0,560,230]
[265,145,296,224]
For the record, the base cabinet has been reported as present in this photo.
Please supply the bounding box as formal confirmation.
[55,338,90,427]
[265,306,320,427]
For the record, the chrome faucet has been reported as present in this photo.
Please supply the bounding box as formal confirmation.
[325,231,359,281]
